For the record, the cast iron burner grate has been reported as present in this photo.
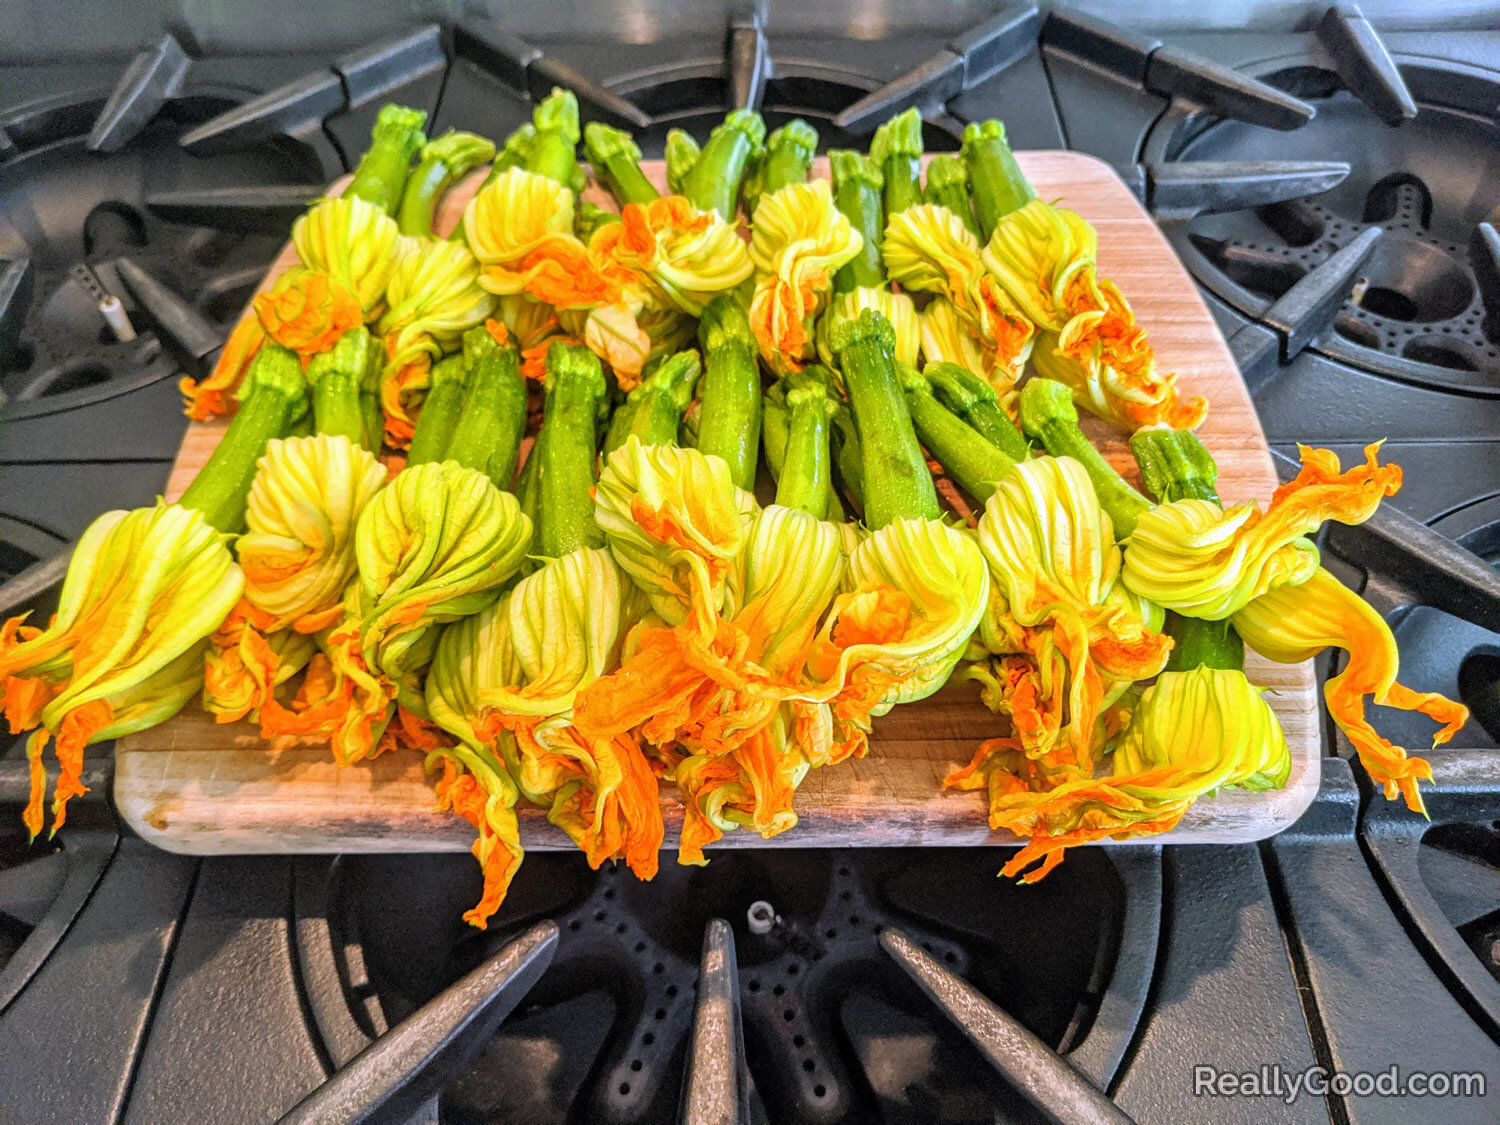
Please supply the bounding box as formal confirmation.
[0,94,326,420]
[319,845,1150,1124]
[1152,66,1500,396]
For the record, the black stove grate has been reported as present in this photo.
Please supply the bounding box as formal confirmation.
[1155,66,1500,395]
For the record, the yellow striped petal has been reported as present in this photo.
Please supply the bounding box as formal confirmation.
[292,195,402,318]
[239,434,387,633]
[594,436,756,627]
[748,181,863,374]
[1123,443,1402,619]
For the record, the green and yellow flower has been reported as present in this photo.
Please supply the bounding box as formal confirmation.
[0,503,243,835]
[747,180,864,374]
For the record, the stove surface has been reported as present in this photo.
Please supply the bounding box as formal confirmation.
[1,5,1499,1124]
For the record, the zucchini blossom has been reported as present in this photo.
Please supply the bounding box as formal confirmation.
[960,456,1171,787]
[1233,566,1467,816]
[1123,442,1468,816]
[593,436,757,627]
[980,198,1205,431]
[180,106,418,420]
[202,434,386,723]
[424,594,528,929]
[293,195,404,318]
[4,343,308,836]
[956,665,1289,883]
[377,237,495,447]
[747,180,864,375]
[806,515,990,726]
[574,502,847,863]
[202,603,317,724]
[262,461,532,764]
[1122,443,1402,620]
[919,295,991,374]
[591,195,753,317]
[473,548,664,882]
[238,434,388,634]
[0,503,243,836]
[882,202,1035,392]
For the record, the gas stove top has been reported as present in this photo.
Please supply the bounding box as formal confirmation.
[2,4,1499,1123]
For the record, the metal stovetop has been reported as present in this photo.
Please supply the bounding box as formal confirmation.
[1,4,1499,1123]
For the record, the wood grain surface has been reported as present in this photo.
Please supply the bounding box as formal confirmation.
[116,151,1321,856]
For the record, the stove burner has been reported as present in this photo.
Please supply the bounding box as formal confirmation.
[0,92,329,419]
[317,846,1156,1124]
[1152,64,1500,395]
[607,63,968,152]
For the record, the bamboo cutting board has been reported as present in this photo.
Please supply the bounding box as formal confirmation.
[114,151,1320,856]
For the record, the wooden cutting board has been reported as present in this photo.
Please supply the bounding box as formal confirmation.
[114,151,1320,856]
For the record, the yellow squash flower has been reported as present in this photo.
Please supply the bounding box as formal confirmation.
[203,434,385,724]
[464,165,632,310]
[1233,566,1467,816]
[959,456,1170,784]
[574,504,848,863]
[202,603,316,724]
[474,548,664,883]
[0,503,243,836]
[426,595,528,928]
[675,709,809,865]
[592,195,753,317]
[465,167,577,292]
[377,237,495,447]
[956,665,1289,882]
[292,194,403,318]
[918,295,991,376]
[747,180,864,374]
[238,434,388,634]
[806,516,989,727]
[262,462,532,764]
[882,203,1035,391]
[593,437,757,627]
[1123,443,1402,620]
[352,462,532,706]
[981,197,1206,429]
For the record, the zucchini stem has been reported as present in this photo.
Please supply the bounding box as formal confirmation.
[829,150,886,293]
[583,123,660,206]
[1018,378,1150,536]
[832,309,940,528]
[680,110,766,220]
[445,325,528,488]
[776,367,835,517]
[406,354,470,465]
[923,154,979,236]
[307,326,380,449]
[870,107,923,219]
[608,349,700,452]
[178,345,309,533]
[694,295,763,490]
[537,343,607,557]
[901,365,1018,504]
[346,104,428,216]
[756,119,818,201]
[960,120,1035,241]
[923,361,1029,462]
[398,130,496,238]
